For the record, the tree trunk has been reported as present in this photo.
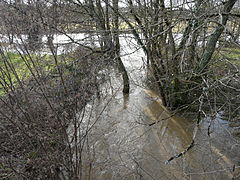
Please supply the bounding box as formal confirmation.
[112,0,130,94]
[196,0,238,73]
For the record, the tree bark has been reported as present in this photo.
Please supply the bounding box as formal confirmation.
[196,0,238,73]
[112,0,130,94]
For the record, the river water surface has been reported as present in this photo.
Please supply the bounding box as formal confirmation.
[1,33,240,180]
[66,35,240,180]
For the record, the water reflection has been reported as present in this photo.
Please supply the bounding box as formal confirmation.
[78,81,240,180]
[60,34,240,179]
[3,32,238,179]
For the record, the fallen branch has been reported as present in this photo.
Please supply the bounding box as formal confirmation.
[165,140,195,164]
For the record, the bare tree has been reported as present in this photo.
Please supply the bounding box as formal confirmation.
[0,0,240,179]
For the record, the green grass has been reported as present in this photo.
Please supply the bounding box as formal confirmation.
[210,47,240,78]
[0,52,74,95]
[220,48,240,64]
[212,47,240,64]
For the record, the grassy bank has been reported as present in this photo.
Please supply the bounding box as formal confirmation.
[0,51,76,95]
[0,46,109,179]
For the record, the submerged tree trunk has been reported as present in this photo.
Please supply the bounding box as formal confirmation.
[117,57,130,94]
[112,0,130,94]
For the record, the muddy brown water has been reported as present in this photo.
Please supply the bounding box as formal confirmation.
[77,81,240,180]
[67,37,240,180]
[1,33,239,179]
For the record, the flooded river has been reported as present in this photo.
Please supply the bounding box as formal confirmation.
[75,78,240,179]
[1,33,239,179]
[67,36,240,180]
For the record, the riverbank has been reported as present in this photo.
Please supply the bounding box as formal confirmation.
[0,33,239,179]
